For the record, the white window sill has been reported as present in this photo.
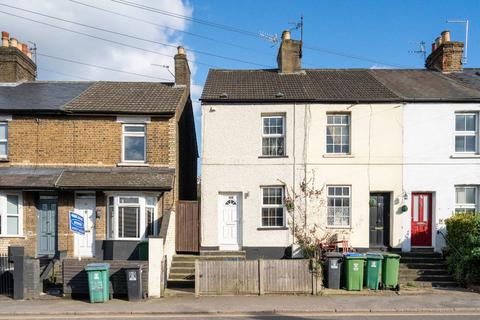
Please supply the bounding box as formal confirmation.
[323,154,354,158]
[0,235,25,238]
[117,162,150,167]
[257,226,288,230]
[450,154,480,159]
[106,238,143,241]
[326,225,352,230]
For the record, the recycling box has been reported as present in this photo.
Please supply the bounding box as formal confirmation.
[85,263,110,303]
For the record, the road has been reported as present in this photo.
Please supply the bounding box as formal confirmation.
[2,313,479,320]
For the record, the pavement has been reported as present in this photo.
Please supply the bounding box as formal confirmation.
[0,287,478,318]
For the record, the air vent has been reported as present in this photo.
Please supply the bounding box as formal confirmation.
[275,92,284,98]
[219,92,228,99]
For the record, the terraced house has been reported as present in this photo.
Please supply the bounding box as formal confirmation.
[200,29,480,263]
[0,32,197,262]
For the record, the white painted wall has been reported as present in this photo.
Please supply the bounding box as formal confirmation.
[202,102,405,251]
[403,103,480,252]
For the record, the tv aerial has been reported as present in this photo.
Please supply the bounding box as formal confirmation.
[408,41,426,62]
[446,19,469,64]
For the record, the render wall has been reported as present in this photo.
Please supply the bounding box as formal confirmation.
[402,103,480,252]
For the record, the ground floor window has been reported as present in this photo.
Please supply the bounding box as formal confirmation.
[261,186,285,227]
[0,192,22,236]
[107,194,158,240]
[455,186,478,213]
[327,186,351,227]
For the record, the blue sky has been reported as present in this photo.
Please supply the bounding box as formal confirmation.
[1,0,479,174]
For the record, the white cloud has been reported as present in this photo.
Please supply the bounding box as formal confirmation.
[0,0,195,81]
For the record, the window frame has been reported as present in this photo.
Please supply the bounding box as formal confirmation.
[0,122,8,159]
[260,186,285,228]
[121,123,147,163]
[454,112,478,154]
[455,186,478,213]
[326,185,352,228]
[106,193,158,240]
[326,113,351,155]
[0,191,23,237]
[261,115,286,157]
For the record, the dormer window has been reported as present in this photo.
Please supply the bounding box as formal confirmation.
[122,124,146,163]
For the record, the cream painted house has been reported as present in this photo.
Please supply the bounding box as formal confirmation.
[200,30,480,258]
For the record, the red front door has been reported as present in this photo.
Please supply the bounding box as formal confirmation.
[411,193,432,246]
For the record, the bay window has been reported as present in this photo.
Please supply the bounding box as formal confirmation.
[107,194,158,240]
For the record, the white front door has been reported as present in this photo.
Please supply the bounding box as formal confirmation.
[218,193,241,250]
[74,192,96,258]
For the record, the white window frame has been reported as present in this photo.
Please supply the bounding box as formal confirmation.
[454,112,479,154]
[106,193,158,240]
[261,115,286,157]
[0,191,23,237]
[260,186,285,227]
[327,185,351,228]
[326,113,351,154]
[0,122,8,159]
[121,123,147,163]
[455,186,478,213]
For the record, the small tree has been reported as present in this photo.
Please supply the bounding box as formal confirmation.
[281,172,340,275]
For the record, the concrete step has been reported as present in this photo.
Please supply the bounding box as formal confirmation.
[398,268,450,276]
[400,274,455,282]
[171,255,200,262]
[404,280,459,288]
[400,257,444,264]
[168,272,195,281]
[169,267,195,274]
[200,250,246,257]
[401,262,448,270]
[171,261,195,268]
[167,279,195,288]
[400,252,442,258]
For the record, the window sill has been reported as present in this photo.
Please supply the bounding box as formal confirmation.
[326,225,352,230]
[0,158,9,162]
[0,235,25,238]
[117,162,150,167]
[323,154,354,158]
[257,227,288,231]
[450,154,480,159]
[106,238,143,241]
[258,155,288,159]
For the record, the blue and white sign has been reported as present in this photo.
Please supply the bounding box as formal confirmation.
[69,211,85,235]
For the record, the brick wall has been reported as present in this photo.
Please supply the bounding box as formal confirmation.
[2,115,173,167]
[0,47,36,82]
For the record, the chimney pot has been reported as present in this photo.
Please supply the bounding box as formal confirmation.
[21,43,28,54]
[431,42,437,52]
[282,30,291,40]
[1,31,9,47]
[9,37,17,48]
[441,30,451,43]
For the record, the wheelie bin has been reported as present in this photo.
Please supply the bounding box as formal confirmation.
[325,252,343,289]
[85,263,111,303]
[382,253,400,291]
[364,253,383,290]
[344,253,366,291]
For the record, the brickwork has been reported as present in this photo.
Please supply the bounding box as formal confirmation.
[0,47,36,82]
[2,115,172,167]
[426,42,464,73]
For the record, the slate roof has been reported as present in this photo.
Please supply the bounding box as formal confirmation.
[0,167,174,191]
[201,68,480,103]
[0,81,185,114]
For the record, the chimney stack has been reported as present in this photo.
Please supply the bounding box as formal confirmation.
[174,46,190,91]
[0,31,36,82]
[425,30,463,73]
[277,29,302,74]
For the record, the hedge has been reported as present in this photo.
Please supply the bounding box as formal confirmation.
[445,213,480,285]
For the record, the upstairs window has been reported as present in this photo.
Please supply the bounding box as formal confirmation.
[262,116,285,156]
[326,114,350,154]
[455,186,478,213]
[122,124,146,162]
[0,122,7,159]
[455,113,478,153]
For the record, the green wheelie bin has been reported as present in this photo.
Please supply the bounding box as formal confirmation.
[382,253,400,291]
[365,253,383,290]
[344,253,366,291]
[85,263,111,303]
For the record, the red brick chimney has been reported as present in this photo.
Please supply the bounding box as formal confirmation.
[277,30,302,74]
[425,30,464,73]
[0,31,36,82]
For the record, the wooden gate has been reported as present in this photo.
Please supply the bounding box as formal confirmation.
[176,201,200,253]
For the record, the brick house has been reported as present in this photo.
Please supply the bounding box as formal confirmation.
[0,32,197,260]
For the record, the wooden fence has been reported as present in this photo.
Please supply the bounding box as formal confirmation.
[195,259,321,296]
[176,200,200,253]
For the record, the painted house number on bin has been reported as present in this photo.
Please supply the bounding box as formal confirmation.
[128,271,137,281]
[371,261,376,267]
[353,263,359,271]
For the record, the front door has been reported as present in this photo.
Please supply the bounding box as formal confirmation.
[369,193,391,248]
[218,193,241,250]
[37,198,58,257]
[411,193,433,247]
[74,192,96,258]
